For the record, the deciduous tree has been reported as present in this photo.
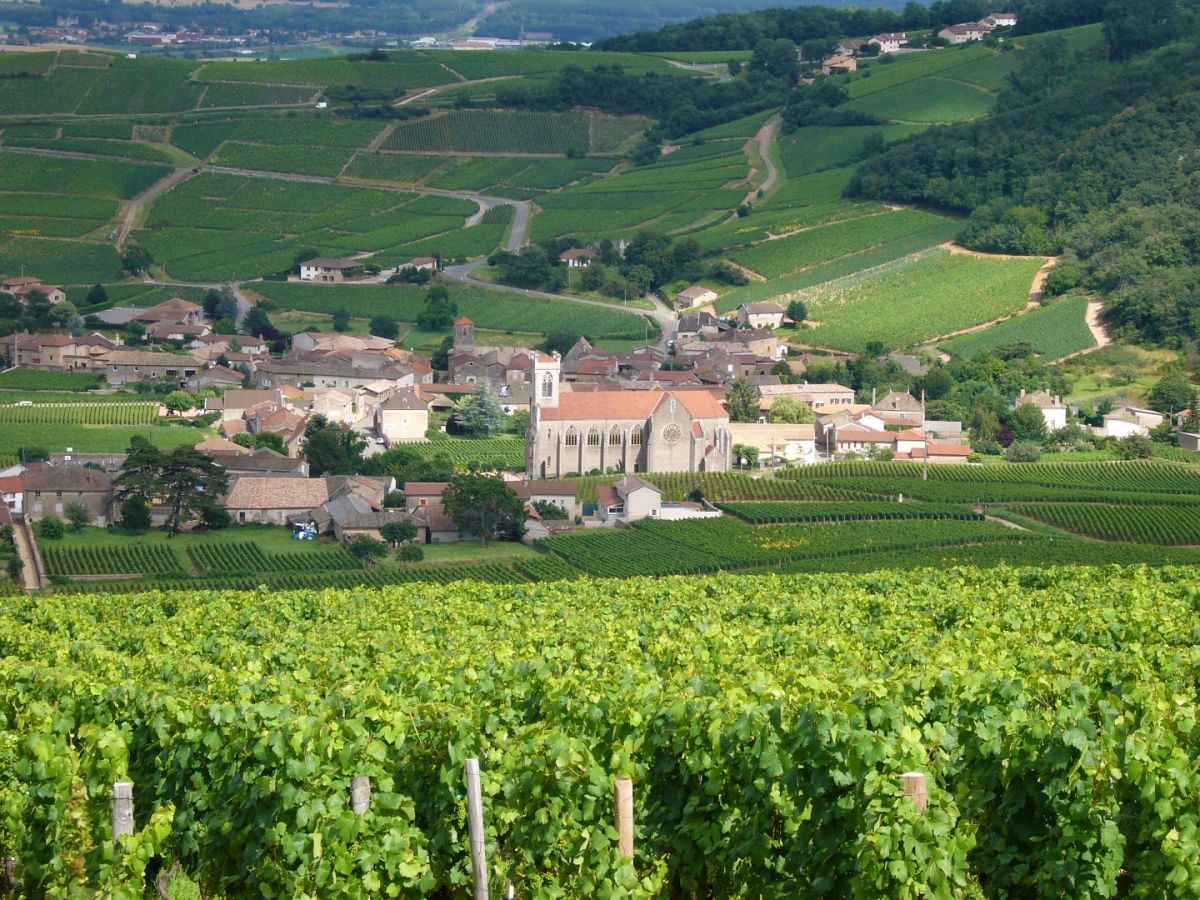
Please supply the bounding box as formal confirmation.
[442,474,525,547]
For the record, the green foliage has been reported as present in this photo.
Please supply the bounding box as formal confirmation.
[1004,440,1043,463]
[453,383,506,438]
[397,542,425,562]
[383,109,644,155]
[941,295,1095,361]
[119,496,152,533]
[442,473,524,546]
[38,515,64,539]
[1148,373,1194,414]
[348,535,388,560]
[725,377,759,423]
[63,501,91,533]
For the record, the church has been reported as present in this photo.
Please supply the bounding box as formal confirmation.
[527,354,732,478]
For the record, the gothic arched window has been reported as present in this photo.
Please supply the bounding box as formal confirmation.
[565,427,578,447]
[587,427,601,447]
[631,428,643,445]
[541,372,554,398]
[609,426,622,445]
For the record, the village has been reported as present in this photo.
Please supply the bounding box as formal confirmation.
[0,254,1187,580]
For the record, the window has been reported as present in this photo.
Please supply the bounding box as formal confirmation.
[662,424,682,445]
[587,427,600,447]
[609,426,622,446]
[541,373,554,398]
[565,427,579,447]
[631,429,642,445]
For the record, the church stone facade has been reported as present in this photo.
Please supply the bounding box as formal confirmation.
[527,354,732,478]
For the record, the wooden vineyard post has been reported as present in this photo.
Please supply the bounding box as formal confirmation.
[614,777,634,858]
[1,855,17,898]
[112,782,134,847]
[465,758,488,900]
[901,772,927,815]
[350,775,371,815]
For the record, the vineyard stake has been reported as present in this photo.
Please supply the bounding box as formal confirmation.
[614,777,634,857]
[350,775,371,815]
[112,781,134,847]
[465,758,489,900]
[901,772,927,815]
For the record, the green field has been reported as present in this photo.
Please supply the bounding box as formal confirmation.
[137,174,485,281]
[0,423,207,456]
[842,77,996,124]
[0,369,102,391]
[792,248,1045,351]
[730,209,954,279]
[941,294,1095,360]
[252,281,651,341]
[196,53,460,90]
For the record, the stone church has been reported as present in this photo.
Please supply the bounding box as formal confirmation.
[526,354,732,478]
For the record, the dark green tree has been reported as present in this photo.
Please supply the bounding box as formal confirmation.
[417,283,457,329]
[370,315,399,340]
[1008,402,1048,442]
[332,309,351,332]
[119,496,152,532]
[1148,373,1194,414]
[114,437,164,503]
[453,383,506,437]
[725,377,761,423]
[442,474,525,547]
[64,501,91,533]
[157,446,229,535]
[86,283,108,306]
[379,519,418,547]
[786,300,807,327]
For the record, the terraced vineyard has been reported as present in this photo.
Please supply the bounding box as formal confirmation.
[941,295,1096,361]
[789,248,1048,351]
[382,110,645,155]
[188,542,359,574]
[1005,503,1200,545]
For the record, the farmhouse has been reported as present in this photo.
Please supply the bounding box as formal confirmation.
[402,256,438,272]
[984,12,1017,27]
[939,22,993,43]
[1015,388,1067,430]
[211,447,309,479]
[1,276,65,305]
[91,349,201,386]
[737,302,785,330]
[821,54,857,75]
[869,32,908,53]
[184,365,244,392]
[299,257,363,282]
[1,331,120,371]
[1101,406,1164,438]
[792,383,856,410]
[223,476,332,525]
[528,355,731,478]
[674,285,718,311]
[511,479,580,519]
[134,298,206,327]
[559,248,596,268]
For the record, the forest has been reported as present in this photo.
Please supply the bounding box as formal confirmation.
[594,0,1107,51]
[849,2,1200,347]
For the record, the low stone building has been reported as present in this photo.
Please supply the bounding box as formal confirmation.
[375,388,429,443]
[21,464,115,526]
[596,475,662,523]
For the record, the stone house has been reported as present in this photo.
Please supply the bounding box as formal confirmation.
[1015,389,1067,430]
[91,350,201,386]
[375,388,429,443]
[596,475,662,523]
[299,257,362,282]
[737,302,785,330]
[22,464,115,526]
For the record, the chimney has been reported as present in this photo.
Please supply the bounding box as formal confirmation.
[872,386,877,406]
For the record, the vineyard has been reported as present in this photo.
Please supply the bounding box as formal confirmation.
[8,568,1200,895]
[409,436,526,470]
[42,544,182,577]
[0,402,157,426]
[544,517,1018,577]
[382,110,645,156]
[1004,503,1200,545]
[718,500,983,525]
[0,369,102,391]
[940,294,1096,361]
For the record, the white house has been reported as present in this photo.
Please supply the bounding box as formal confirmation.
[299,257,362,282]
[727,423,816,465]
[375,388,429,443]
[596,475,662,523]
[402,256,438,272]
[984,12,1017,27]
[1015,388,1067,430]
[737,301,785,330]
[1102,406,1164,438]
[939,22,992,43]
[869,32,908,53]
[559,248,596,268]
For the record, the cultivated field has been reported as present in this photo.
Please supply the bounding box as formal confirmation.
[940,294,1095,360]
[382,110,646,156]
[790,248,1046,351]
